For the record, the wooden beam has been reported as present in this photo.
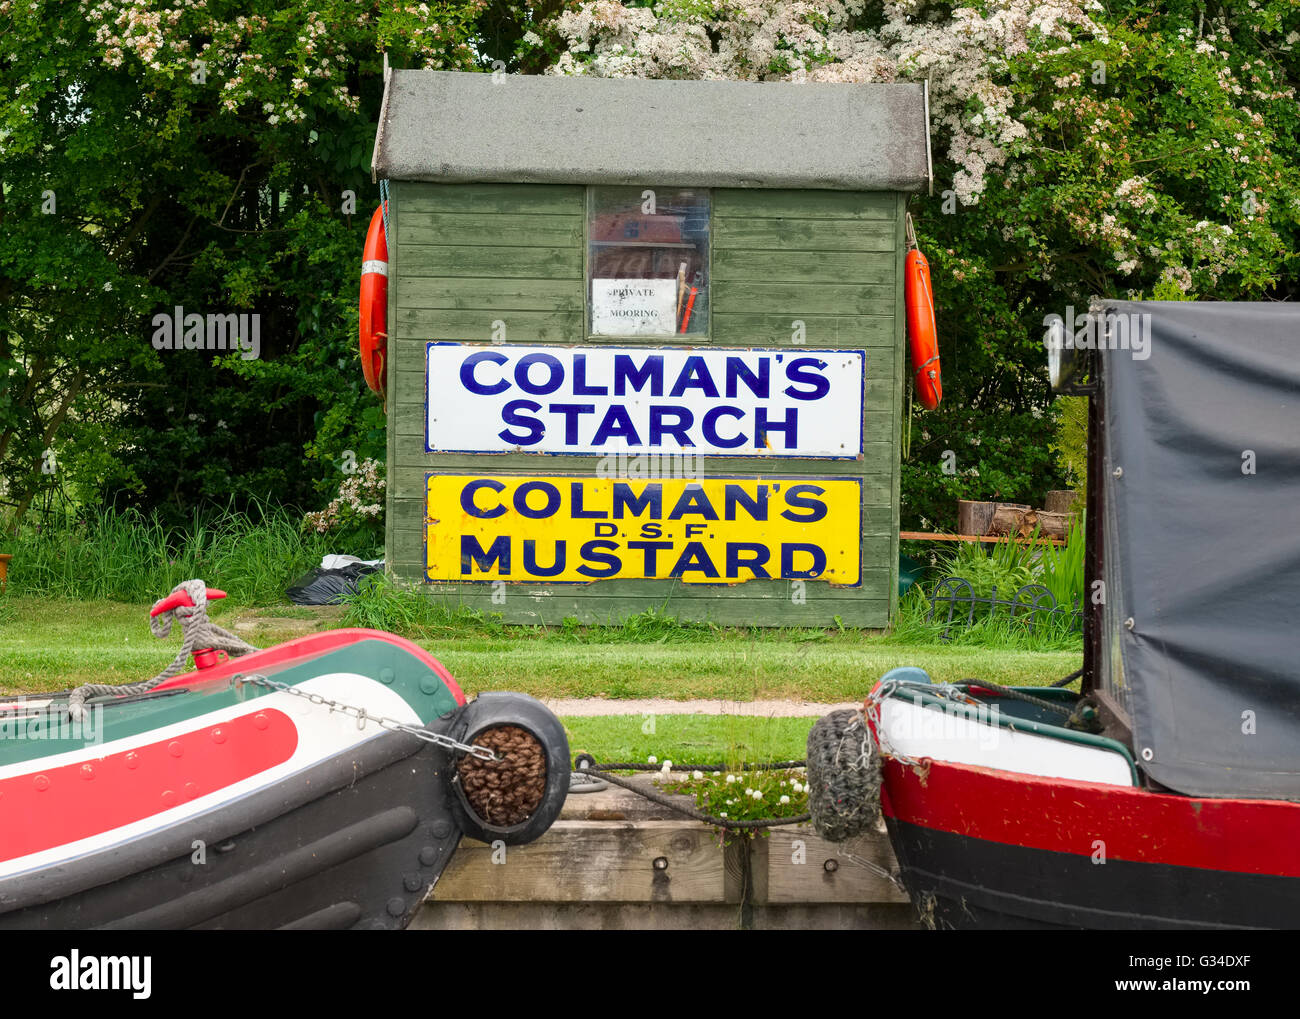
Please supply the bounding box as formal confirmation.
[899,531,1065,547]
[761,824,910,905]
[431,821,729,904]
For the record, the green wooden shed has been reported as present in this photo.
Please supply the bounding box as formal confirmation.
[370,70,932,627]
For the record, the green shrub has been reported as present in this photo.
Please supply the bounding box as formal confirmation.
[894,524,1086,651]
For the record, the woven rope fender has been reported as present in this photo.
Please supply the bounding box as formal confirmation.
[805,708,882,842]
[456,725,547,828]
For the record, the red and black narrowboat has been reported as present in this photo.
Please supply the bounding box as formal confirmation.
[864,301,1300,929]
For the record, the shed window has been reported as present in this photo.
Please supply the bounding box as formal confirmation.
[587,187,709,337]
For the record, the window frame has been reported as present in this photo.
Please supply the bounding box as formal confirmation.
[583,185,712,343]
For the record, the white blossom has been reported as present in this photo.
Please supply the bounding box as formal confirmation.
[549,1,1104,204]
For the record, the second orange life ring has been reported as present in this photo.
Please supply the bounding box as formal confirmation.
[905,214,942,411]
[359,204,388,400]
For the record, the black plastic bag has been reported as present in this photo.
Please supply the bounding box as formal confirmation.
[286,562,381,605]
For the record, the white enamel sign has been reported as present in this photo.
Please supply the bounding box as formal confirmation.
[425,344,865,458]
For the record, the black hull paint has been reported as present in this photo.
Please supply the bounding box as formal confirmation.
[0,732,462,930]
[886,818,1300,931]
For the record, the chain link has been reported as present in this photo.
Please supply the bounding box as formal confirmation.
[234,674,501,761]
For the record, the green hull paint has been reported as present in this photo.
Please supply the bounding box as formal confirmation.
[0,638,461,768]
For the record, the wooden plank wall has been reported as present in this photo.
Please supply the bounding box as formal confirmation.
[386,182,905,627]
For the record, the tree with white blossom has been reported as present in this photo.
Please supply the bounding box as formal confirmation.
[526,1,1300,527]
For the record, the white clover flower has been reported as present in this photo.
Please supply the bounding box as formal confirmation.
[780,795,790,805]
[646,755,657,765]
[726,774,736,784]
[692,770,703,780]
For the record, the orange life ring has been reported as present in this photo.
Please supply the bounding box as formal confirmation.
[905,216,942,411]
[359,204,388,399]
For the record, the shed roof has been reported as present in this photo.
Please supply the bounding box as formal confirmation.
[372,70,931,193]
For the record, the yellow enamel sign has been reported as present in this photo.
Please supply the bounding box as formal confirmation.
[425,474,861,585]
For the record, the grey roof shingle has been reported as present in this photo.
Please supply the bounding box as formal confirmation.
[372,70,931,193]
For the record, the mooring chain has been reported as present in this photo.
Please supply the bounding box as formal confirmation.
[234,674,501,762]
[575,755,811,831]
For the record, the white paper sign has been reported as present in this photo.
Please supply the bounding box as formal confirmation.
[426,344,865,458]
[590,278,678,335]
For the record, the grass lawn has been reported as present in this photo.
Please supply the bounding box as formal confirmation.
[562,715,815,767]
[0,595,1081,699]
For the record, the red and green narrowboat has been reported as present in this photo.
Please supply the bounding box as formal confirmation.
[0,587,569,929]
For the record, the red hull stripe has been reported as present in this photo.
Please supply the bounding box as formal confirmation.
[150,628,468,707]
[0,709,297,863]
[882,757,1300,878]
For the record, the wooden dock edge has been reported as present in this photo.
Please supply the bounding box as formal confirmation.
[410,777,920,930]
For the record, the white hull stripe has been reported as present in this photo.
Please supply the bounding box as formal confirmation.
[361,260,388,277]
[878,696,1134,787]
[0,673,423,879]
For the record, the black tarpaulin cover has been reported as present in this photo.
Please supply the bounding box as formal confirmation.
[1101,301,1300,800]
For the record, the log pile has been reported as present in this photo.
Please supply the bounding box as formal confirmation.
[957,491,1078,540]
